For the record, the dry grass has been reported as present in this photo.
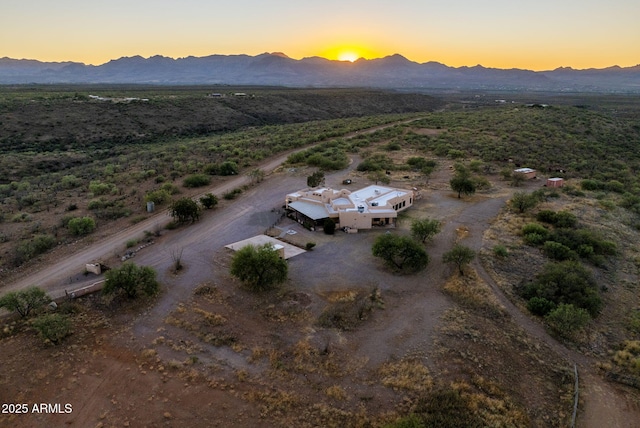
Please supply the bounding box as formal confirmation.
[442,268,505,316]
[379,358,433,393]
[245,389,300,419]
[324,385,348,401]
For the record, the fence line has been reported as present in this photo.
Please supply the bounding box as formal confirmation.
[571,363,579,428]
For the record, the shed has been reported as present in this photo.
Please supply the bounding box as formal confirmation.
[546,177,564,188]
[514,168,537,179]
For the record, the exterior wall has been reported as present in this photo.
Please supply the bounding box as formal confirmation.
[546,178,564,188]
[514,168,537,179]
[338,211,395,230]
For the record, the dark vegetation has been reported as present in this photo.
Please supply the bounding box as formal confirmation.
[229,243,288,291]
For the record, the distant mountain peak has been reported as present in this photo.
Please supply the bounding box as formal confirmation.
[0,53,637,92]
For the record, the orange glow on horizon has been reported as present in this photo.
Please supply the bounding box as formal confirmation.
[320,45,379,62]
[337,51,359,62]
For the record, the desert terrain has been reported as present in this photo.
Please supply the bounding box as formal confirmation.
[2,88,640,427]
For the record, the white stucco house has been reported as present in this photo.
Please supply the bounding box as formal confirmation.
[285,184,415,232]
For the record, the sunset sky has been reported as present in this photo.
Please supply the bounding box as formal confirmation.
[2,0,638,71]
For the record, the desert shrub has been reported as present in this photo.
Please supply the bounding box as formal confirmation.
[219,161,239,176]
[89,181,116,196]
[32,314,72,345]
[522,223,549,245]
[169,197,200,223]
[372,234,429,273]
[357,153,393,172]
[144,189,171,205]
[14,234,56,265]
[553,211,578,228]
[606,180,625,193]
[406,157,436,170]
[67,216,96,236]
[230,244,288,292]
[183,174,210,188]
[519,261,602,317]
[317,289,382,331]
[510,191,539,213]
[612,341,640,376]
[323,218,336,235]
[581,179,603,191]
[60,174,81,189]
[161,182,180,194]
[88,198,111,210]
[396,388,486,428]
[449,173,476,199]
[94,206,131,220]
[223,188,243,200]
[545,303,591,336]
[493,244,509,258]
[0,287,51,317]
[385,141,402,151]
[199,193,218,209]
[305,242,316,251]
[542,241,578,261]
[548,228,616,258]
[536,210,577,228]
[411,218,441,243]
[527,297,557,316]
[307,171,325,187]
[442,244,476,276]
[103,262,159,298]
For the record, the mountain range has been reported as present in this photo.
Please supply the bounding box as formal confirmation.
[1,53,639,92]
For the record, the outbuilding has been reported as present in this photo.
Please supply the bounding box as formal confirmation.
[546,177,564,188]
[514,167,537,179]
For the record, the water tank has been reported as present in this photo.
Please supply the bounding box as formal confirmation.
[357,205,365,213]
[146,201,155,213]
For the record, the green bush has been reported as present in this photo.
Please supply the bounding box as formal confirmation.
[219,161,239,176]
[581,179,603,191]
[357,153,393,172]
[14,235,56,266]
[519,261,602,317]
[32,314,72,345]
[67,216,96,236]
[103,262,159,298]
[522,223,549,246]
[542,241,577,261]
[527,297,557,316]
[545,304,591,336]
[230,244,288,292]
[183,174,211,188]
[536,210,577,228]
[199,193,219,209]
[510,191,539,213]
[144,189,171,205]
[0,287,51,317]
[323,218,336,235]
[493,245,509,258]
[372,234,429,273]
[89,181,116,196]
[223,188,243,200]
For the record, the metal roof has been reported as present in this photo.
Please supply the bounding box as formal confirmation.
[288,201,330,220]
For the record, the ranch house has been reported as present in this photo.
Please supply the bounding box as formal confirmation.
[285,185,415,232]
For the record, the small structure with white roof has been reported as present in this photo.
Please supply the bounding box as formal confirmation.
[513,167,537,179]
